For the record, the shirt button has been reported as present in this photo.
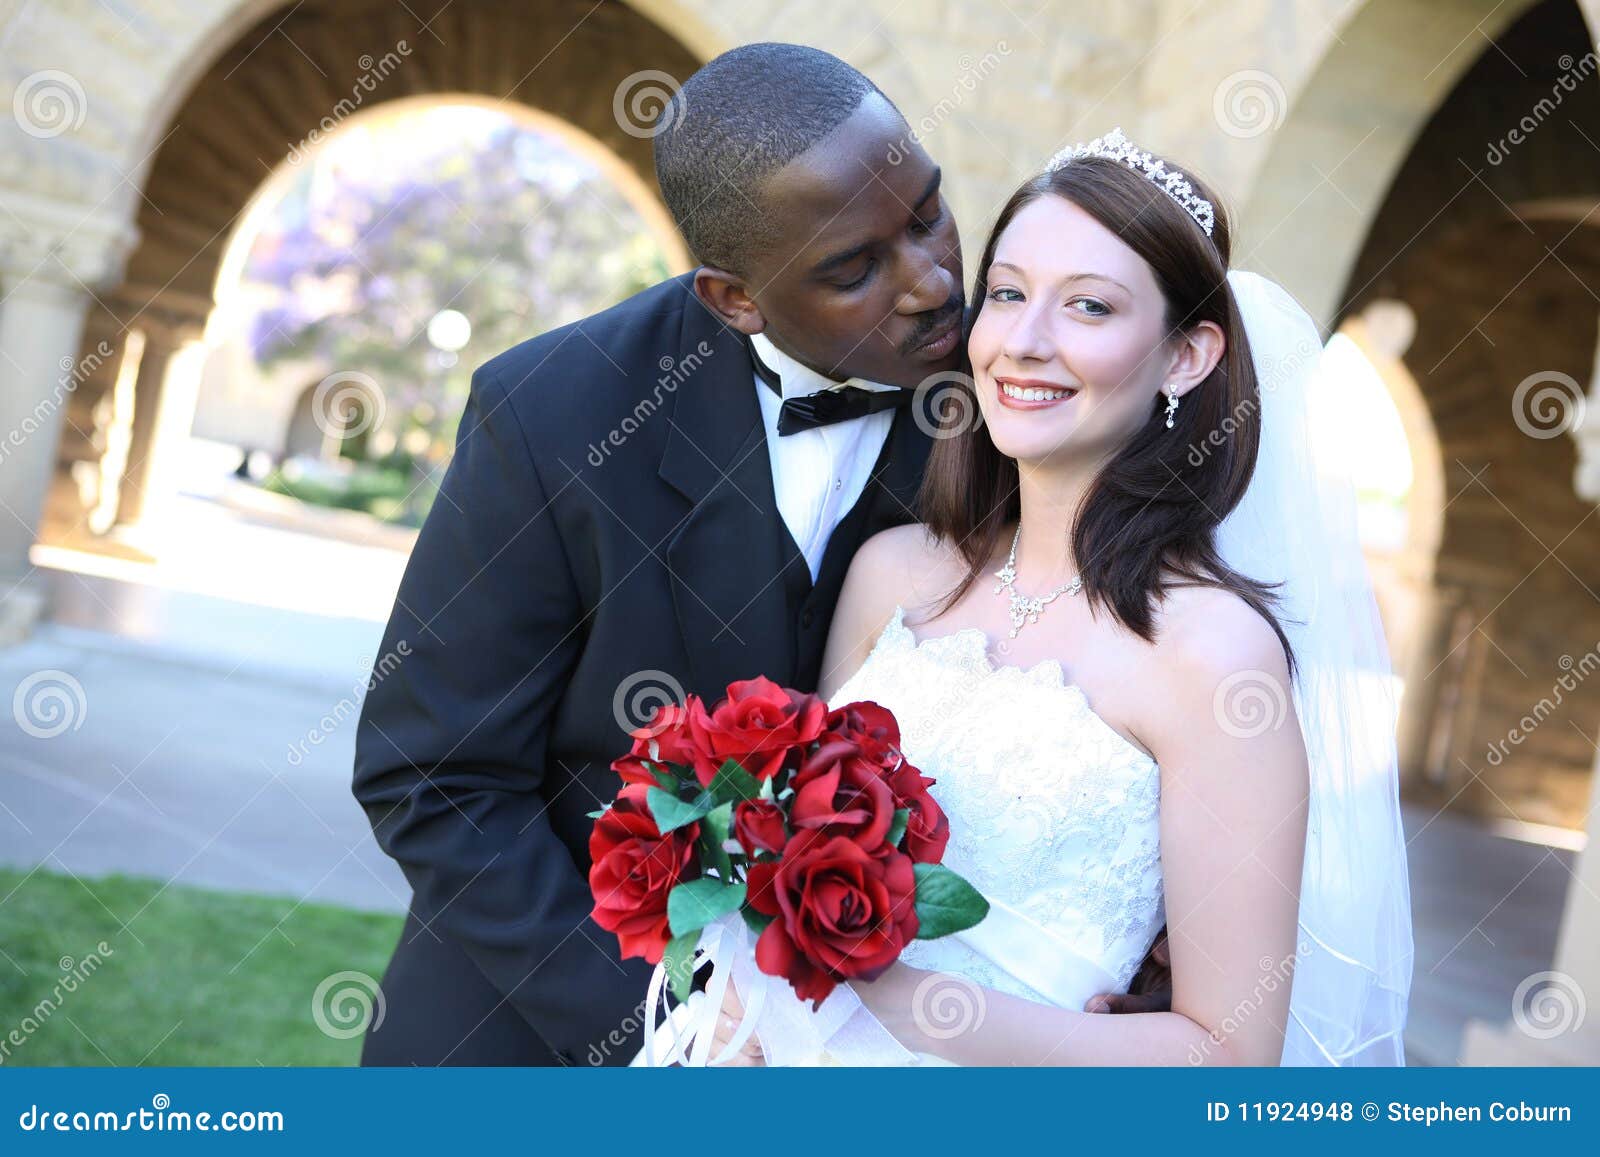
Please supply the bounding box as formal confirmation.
[835,478,842,490]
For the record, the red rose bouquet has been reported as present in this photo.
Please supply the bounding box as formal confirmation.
[588,676,987,1045]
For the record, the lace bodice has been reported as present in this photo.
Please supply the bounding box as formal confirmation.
[829,605,1166,1009]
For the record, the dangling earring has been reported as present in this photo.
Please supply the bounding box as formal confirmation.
[1164,384,1180,429]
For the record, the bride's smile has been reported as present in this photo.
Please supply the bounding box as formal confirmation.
[994,376,1079,407]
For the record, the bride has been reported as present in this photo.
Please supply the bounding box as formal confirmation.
[695,130,1413,1067]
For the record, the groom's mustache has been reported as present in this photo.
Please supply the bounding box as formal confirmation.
[898,294,965,356]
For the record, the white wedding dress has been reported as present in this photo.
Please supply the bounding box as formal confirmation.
[822,603,1167,1063]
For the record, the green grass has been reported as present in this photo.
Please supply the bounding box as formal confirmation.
[0,869,403,1067]
[263,464,435,526]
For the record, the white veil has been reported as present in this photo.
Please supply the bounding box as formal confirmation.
[1218,270,1414,1065]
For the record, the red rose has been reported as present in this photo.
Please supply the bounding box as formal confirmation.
[587,784,699,964]
[825,701,902,768]
[746,830,919,1008]
[611,700,702,786]
[887,761,950,864]
[788,738,897,852]
[686,676,828,785]
[733,798,788,857]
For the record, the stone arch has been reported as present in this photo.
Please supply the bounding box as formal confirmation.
[116,0,705,328]
[282,372,385,463]
[1331,0,1600,828]
[36,0,713,541]
[1239,0,1550,327]
[210,91,691,313]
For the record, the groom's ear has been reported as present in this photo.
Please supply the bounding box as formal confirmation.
[693,266,767,335]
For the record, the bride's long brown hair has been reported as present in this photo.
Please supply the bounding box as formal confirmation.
[919,154,1293,668]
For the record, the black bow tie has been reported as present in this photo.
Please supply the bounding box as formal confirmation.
[751,343,914,435]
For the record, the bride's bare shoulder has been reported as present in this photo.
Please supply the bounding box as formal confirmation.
[819,524,965,698]
[852,522,966,591]
[1148,584,1290,688]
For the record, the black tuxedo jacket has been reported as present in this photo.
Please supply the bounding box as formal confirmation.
[352,273,934,1065]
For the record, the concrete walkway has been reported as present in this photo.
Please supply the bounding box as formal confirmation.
[1,490,412,914]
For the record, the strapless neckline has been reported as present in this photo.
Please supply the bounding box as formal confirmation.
[878,604,1156,768]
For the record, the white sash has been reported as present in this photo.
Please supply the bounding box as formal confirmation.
[955,894,1118,1011]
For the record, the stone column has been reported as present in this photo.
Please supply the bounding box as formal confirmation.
[0,201,137,643]
[1572,313,1600,502]
[1458,378,1600,1065]
[110,312,205,531]
[1458,744,1600,1064]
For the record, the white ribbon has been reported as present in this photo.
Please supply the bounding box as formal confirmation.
[639,913,768,1067]
[634,898,1120,1066]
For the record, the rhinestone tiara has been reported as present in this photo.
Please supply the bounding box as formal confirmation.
[1044,128,1215,237]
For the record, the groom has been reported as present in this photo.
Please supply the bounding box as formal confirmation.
[354,42,1160,1068]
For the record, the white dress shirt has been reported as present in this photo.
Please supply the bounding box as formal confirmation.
[749,331,898,582]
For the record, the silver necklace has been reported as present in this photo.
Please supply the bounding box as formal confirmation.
[992,524,1082,638]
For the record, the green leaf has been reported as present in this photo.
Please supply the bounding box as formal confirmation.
[741,906,775,937]
[647,786,710,835]
[886,807,910,850]
[585,807,608,820]
[699,801,735,882]
[706,759,763,805]
[662,931,700,1004]
[911,862,990,939]
[649,763,679,792]
[668,878,748,939]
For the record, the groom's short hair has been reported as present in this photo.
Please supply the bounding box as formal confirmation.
[653,42,892,274]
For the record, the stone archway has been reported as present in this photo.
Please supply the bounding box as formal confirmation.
[1,0,709,605]
[1331,0,1600,830]
[1237,0,1548,327]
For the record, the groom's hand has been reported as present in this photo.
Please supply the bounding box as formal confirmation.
[1085,928,1172,1014]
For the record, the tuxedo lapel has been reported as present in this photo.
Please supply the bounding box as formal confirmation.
[658,308,799,695]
